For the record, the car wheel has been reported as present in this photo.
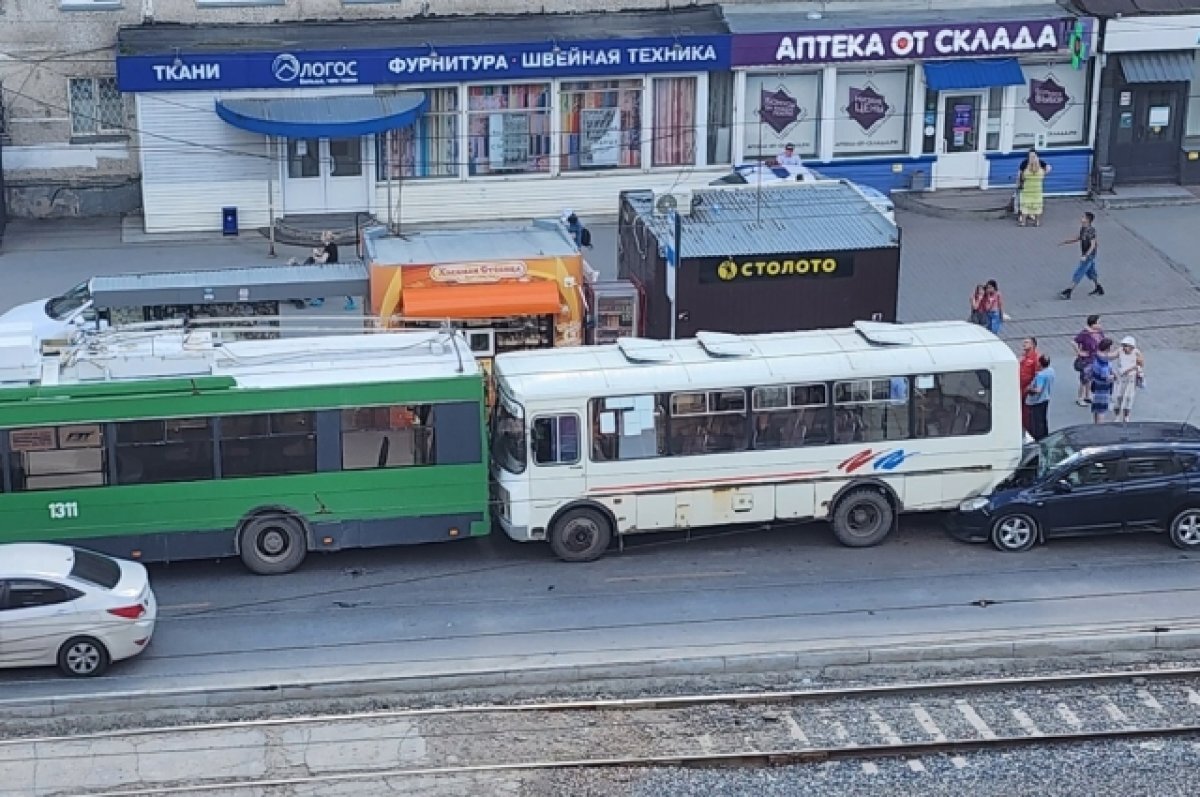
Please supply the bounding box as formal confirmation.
[239,513,308,575]
[991,513,1039,553]
[549,507,613,563]
[1168,508,1200,550]
[57,636,110,678]
[830,488,895,548]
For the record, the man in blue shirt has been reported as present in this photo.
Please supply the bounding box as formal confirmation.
[1025,355,1054,440]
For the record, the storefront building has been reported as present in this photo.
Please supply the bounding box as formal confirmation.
[1093,12,1200,184]
[114,8,732,234]
[727,5,1099,194]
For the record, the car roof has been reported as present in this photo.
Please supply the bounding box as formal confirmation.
[0,543,75,580]
[1058,421,1200,449]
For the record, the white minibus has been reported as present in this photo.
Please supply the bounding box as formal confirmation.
[491,321,1023,561]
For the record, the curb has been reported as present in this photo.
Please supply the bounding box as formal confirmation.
[4,626,1200,721]
[892,190,1011,221]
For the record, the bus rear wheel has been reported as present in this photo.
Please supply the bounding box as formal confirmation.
[549,507,612,563]
[239,513,308,575]
[830,488,894,548]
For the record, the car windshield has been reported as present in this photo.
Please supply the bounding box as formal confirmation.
[45,282,92,321]
[69,547,121,589]
[490,395,527,474]
[1037,430,1080,479]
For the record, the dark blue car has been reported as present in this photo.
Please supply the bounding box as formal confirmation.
[949,422,1200,552]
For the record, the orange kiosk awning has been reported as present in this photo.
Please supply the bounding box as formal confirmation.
[401,281,562,319]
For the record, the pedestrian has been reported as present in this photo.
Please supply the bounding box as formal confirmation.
[1059,211,1104,298]
[979,279,1005,335]
[1017,152,1051,227]
[1018,336,1040,434]
[1111,335,1146,423]
[1085,338,1115,423]
[776,143,803,166]
[1071,315,1104,406]
[968,284,988,326]
[1025,354,1054,441]
[290,231,355,311]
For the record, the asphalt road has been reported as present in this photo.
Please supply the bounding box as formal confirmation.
[3,517,1199,700]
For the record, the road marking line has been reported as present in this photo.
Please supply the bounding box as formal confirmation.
[1100,696,1131,725]
[862,762,879,775]
[604,571,746,583]
[911,705,947,742]
[784,713,810,745]
[1137,689,1163,711]
[951,755,969,769]
[158,602,212,611]
[907,759,927,773]
[955,700,997,740]
[1010,707,1044,737]
[868,710,902,745]
[1056,703,1083,729]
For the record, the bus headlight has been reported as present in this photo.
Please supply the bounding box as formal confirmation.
[958,497,990,513]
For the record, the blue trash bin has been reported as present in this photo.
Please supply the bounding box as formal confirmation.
[221,206,238,236]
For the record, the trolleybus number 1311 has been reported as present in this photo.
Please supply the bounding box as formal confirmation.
[48,501,80,520]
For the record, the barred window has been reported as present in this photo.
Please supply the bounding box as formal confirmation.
[68,77,124,137]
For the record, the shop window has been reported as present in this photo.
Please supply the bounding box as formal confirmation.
[1187,53,1200,137]
[912,371,992,438]
[833,68,911,157]
[1013,61,1089,148]
[986,86,1004,150]
[341,406,435,469]
[378,87,459,180]
[833,378,910,444]
[467,83,551,175]
[742,73,821,161]
[7,425,106,491]
[651,77,698,167]
[560,80,642,171]
[114,418,216,485]
[219,412,316,478]
[707,71,734,165]
[67,77,123,137]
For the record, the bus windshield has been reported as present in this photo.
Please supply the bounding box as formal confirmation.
[491,398,527,474]
[45,282,92,320]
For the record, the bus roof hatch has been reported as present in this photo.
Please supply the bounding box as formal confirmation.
[853,320,915,347]
[696,331,754,358]
[617,337,675,364]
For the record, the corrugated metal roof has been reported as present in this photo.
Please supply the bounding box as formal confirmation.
[1119,52,1194,84]
[368,222,578,266]
[92,262,368,293]
[724,3,1067,33]
[625,182,899,258]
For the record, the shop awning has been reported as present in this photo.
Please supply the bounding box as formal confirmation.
[401,282,563,320]
[1119,52,1194,84]
[922,58,1025,91]
[215,94,427,138]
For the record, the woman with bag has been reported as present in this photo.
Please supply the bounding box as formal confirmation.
[1085,338,1115,423]
[1071,315,1104,407]
[968,284,988,326]
[1018,152,1051,227]
[1111,335,1145,423]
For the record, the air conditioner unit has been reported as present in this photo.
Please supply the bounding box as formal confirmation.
[653,190,695,217]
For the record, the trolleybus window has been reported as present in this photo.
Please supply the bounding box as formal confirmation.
[342,406,436,469]
[8,425,106,491]
[532,415,581,466]
[219,412,316,478]
[114,418,215,485]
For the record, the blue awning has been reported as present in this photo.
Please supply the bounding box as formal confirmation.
[215,94,428,138]
[923,59,1025,91]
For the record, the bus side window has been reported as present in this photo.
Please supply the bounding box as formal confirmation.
[532,415,580,466]
[590,396,663,461]
[912,371,992,438]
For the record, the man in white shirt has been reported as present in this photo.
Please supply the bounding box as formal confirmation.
[777,143,802,166]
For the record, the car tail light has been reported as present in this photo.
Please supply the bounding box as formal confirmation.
[108,604,146,620]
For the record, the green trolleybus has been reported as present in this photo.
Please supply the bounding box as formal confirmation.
[0,324,488,574]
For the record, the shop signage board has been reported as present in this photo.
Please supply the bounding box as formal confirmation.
[117,36,731,92]
[732,19,1074,66]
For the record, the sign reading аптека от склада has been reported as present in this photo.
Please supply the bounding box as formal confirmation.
[731,18,1072,66]
[116,36,729,92]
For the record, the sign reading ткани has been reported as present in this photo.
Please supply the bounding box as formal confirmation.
[732,19,1067,66]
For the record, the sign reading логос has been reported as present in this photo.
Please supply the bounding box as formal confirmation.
[696,255,854,283]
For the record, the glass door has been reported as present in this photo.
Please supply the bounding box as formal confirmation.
[283,138,369,214]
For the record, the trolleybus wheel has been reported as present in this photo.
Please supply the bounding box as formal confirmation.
[239,513,308,575]
[830,488,894,548]
[549,507,612,563]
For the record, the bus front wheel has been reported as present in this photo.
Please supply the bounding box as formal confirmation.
[830,488,894,548]
[549,507,612,563]
[239,513,308,575]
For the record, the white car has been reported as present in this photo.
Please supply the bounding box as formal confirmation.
[0,544,157,677]
[709,164,896,224]
[0,280,93,342]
